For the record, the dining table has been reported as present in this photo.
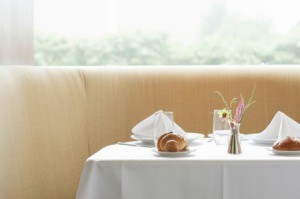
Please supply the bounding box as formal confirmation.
[76,138,300,199]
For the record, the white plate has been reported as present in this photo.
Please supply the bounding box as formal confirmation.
[246,134,277,145]
[130,135,153,144]
[131,132,204,144]
[252,138,277,145]
[250,135,300,145]
[186,132,205,142]
[267,147,300,155]
[151,148,196,157]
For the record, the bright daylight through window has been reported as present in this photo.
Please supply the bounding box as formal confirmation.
[34,0,300,66]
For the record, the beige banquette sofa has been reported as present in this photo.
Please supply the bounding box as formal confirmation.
[1,65,300,198]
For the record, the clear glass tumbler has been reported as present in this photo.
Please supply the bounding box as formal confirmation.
[212,109,230,145]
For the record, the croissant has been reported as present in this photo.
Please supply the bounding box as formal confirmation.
[272,136,300,151]
[157,132,188,152]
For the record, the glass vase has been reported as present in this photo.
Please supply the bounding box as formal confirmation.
[227,122,242,154]
[212,109,231,145]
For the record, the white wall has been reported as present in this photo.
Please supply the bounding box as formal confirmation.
[0,0,33,65]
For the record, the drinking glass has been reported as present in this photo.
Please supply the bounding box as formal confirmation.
[154,111,174,147]
[212,109,230,145]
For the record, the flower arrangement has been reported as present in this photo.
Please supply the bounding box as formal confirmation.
[214,86,256,126]
[215,86,256,154]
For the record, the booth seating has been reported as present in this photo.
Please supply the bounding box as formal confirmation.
[0,65,300,198]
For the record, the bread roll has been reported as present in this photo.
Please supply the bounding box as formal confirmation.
[157,132,188,152]
[272,136,300,151]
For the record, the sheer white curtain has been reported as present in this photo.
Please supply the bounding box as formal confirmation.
[0,0,33,65]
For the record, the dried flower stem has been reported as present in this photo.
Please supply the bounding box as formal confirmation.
[214,91,229,110]
[238,85,256,123]
[215,85,256,124]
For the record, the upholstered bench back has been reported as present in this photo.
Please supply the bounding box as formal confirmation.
[82,66,300,153]
[0,66,88,198]
[1,65,300,198]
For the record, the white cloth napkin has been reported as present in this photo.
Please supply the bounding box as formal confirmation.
[255,111,300,139]
[132,110,186,138]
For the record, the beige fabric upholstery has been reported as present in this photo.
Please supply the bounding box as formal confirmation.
[82,66,300,154]
[1,65,300,198]
[0,66,88,198]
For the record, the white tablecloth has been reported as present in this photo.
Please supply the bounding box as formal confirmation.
[76,140,300,199]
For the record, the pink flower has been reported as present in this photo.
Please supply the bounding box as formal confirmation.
[215,86,256,125]
[234,97,245,123]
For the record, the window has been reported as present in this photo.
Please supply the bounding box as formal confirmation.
[34,0,300,65]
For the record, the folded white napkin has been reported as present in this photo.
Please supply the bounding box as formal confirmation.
[255,111,300,139]
[132,110,186,138]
